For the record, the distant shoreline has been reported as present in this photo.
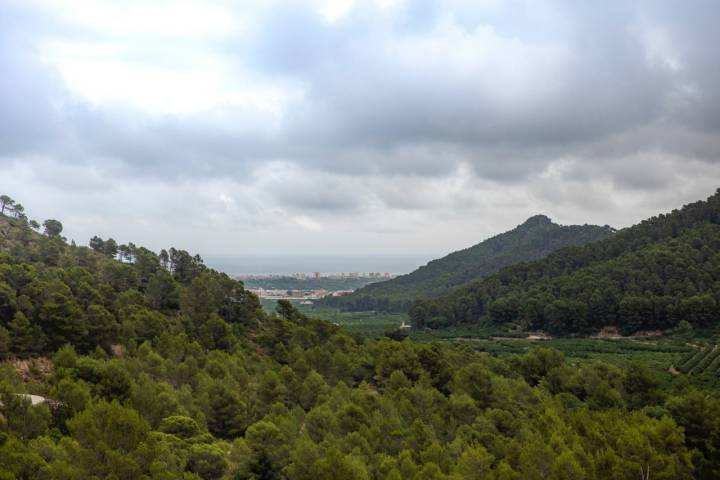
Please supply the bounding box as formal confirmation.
[203,254,435,276]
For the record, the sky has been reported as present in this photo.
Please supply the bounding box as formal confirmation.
[1,0,720,264]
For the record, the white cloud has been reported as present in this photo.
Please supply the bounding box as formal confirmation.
[34,0,238,36]
[48,57,301,115]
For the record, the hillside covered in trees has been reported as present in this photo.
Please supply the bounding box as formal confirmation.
[321,216,615,313]
[410,190,720,335]
[0,194,718,479]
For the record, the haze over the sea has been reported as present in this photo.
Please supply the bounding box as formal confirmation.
[204,254,435,276]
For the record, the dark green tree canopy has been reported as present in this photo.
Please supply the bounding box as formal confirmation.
[411,189,720,335]
[42,219,63,237]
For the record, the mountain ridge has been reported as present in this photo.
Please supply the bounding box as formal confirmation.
[321,215,616,312]
[410,189,720,335]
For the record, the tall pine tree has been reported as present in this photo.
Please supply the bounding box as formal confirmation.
[8,311,35,357]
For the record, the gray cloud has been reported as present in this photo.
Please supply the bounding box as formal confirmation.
[1,1,720,256]
[260,1,717,170]
[0,9,64,158]
[5,1,720,177]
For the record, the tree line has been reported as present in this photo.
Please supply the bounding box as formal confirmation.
[1,194,64,237]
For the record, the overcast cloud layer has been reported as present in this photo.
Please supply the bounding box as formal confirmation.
[1,0,720,261]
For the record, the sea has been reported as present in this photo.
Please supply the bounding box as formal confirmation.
[203,254,435,276]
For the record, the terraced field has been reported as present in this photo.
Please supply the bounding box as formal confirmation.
[677,342,720,375]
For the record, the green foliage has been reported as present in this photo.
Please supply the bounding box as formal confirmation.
[513,347,565,386]
[207,383,248,439]
[677,344,720,375]
[42,219,63,237]
[0,436,48,479]
[244,419,288,478]
[0,392,51,440]
[159,415,201,438]
[0,207,259,355]
[97,361,133,401]
[285,304,406,338]
[313,448,369,480]
[85,303,118,350]
[66,400,149,479]
[675,319,694,336]
[186,444,228,479]
[50,377,91,414]
[451,363,493,407]
[0,326,8,361]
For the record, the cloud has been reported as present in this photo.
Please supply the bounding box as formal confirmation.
[1,0,720,258]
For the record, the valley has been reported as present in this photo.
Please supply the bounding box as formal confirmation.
[2,191,720,479]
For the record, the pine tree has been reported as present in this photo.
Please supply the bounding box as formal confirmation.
[86,304,118,350]
[8,311,35,357]
[207,384,247,439]
[38,291,86,351]
[0,194,14,215]
[0,325,9,360]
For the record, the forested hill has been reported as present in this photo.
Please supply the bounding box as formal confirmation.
[322,216,615,312]
[0,195,718,478]
[0,208,264,356]
[411,189,720,335]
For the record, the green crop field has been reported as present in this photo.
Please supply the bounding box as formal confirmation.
[415,327,720,391]
[262,299,720,387]
[675,341,720,387]
[260,299,406,337]
[421,332,686,359]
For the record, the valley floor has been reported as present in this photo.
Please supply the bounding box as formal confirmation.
[264,300,720,390]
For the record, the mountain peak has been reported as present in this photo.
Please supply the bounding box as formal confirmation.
[521,214,554,228]
[322,212,614,311]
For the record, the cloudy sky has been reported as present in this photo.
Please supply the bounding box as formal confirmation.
[1,0,720,263]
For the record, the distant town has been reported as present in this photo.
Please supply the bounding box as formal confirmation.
[238,272,393,280]
[237,272,397,302]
